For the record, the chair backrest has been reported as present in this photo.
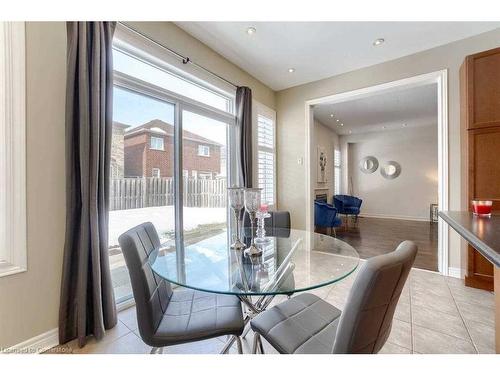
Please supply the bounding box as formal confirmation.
[314,201,337,227]
[243,210,291,231]
[118,222,173,346]
[332,241,417,354]
[334,194,362,208]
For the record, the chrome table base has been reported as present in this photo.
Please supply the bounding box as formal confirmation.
[220,293,284,354]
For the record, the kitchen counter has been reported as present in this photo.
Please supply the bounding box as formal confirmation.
[439,211,500,268]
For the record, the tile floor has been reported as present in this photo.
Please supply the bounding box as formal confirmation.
[50,267,496,354]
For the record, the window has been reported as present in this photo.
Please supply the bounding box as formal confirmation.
[109,24,236,304]
[255,103,277,207]
[198,144,210,157]
[198,172,212,179]
[0,22,26,277]
[334,148,341,195]
[152,168,161,178]
[150,136,164,150]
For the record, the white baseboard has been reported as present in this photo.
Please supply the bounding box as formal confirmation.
[359,213,430,222]
[448,267,463,279]
[2,328,58,354]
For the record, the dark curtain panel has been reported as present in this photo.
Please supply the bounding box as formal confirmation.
[59,21,118,347]
[236,86,253,188]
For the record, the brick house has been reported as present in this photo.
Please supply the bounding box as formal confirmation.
[124,119,222,178]
[111,122,130,178]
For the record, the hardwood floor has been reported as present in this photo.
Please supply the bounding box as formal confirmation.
[333,216,438,272]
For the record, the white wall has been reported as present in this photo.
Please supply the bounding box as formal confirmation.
[276,28,500,271]
[313,119,339,200]
[341,126,438,221]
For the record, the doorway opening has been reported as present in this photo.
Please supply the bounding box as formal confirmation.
[305,70,449,274]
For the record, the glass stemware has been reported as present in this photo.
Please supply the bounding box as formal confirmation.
[228,187,245,250]
[243,188,263,260]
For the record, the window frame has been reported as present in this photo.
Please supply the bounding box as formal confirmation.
[150,136,165,151]
[253,101,277,209]
[0,22,27,278]
[152,168,161,178]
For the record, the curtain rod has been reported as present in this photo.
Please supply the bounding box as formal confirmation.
[117,22,238,89]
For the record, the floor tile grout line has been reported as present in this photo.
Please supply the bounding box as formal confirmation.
[412,322,475,344]
[444,277,478,354]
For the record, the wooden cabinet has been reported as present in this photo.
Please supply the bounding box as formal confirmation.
[461,47,500,291]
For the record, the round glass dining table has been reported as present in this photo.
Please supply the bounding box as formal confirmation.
[149,227,359,298]
[149,228,359,353]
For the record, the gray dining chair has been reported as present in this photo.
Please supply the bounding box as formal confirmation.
[244,210,291,230]
[118,222,245,354]
[249,240,417,354]
[243,210,291,238]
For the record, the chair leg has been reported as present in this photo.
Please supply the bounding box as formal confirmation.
[235,335,243,354]
[258,336,265,354]
[150,347,163,354]
[252,332,261,354]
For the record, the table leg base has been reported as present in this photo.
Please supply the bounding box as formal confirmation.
[220,295,279,354]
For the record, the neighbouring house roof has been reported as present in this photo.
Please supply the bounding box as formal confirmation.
[113,121,131,130]
[124,119,222,146]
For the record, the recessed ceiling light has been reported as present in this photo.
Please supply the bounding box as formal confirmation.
[373,38,385,46]
[336,119,339,122]
[330,114,334,118]
[246,27,256,35]
[340,123,344,127]
[288,68,295,73]
[348,130,352,134]
[402,123,407,127]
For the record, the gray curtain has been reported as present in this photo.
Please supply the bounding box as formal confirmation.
[236,86,253,188]
[59,22,118,347]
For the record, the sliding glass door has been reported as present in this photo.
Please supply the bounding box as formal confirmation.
[181,110,229,244]
[108,39,235,305]
[109,87,177,304]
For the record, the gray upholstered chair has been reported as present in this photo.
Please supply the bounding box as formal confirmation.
[249,241,417,354]
[243,210,291,237]
[118,222,245,354]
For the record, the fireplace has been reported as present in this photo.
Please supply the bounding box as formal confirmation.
[314,188,329,203]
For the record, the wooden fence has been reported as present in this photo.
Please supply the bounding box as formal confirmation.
[110,177,226,211]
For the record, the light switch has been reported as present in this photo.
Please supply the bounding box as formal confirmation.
[297,157,303,165]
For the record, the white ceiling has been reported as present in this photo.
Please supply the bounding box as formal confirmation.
[314,83,437,135]
[176,22,500,91]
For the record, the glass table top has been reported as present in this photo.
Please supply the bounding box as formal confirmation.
[149,228,359,296]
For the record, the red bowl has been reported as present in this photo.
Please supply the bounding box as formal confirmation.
[471,200,492,216]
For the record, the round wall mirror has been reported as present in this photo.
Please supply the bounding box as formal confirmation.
[380,161,401,179]
[359,156,379,174]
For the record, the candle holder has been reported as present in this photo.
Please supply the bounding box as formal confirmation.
[255,210,271,244]
[243,188,263,261]
[228,187,246,250]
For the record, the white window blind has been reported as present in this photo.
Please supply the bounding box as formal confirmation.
[257,114,276,206]
[334,149,341,195]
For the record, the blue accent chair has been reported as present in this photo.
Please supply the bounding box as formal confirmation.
[333,195,363,224]
[314,201,342,236]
